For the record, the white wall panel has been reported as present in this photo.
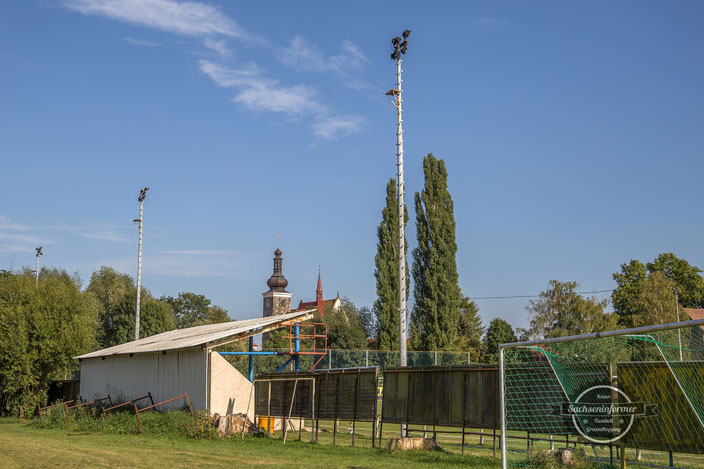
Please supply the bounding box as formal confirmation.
[79,348,207,411]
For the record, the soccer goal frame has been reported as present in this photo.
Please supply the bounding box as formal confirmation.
[499,317,704,469]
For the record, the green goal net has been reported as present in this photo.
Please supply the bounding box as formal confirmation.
[501,322,704,468]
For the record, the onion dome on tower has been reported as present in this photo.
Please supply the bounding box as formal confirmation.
[266,248,289,292]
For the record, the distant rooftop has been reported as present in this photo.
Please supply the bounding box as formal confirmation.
[683,308,704,322]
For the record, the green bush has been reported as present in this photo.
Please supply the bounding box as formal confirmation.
[31,403,213,438]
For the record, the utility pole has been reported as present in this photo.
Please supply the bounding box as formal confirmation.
[134,187,149,341]
[34,246,43,285]
[387,29,410,368]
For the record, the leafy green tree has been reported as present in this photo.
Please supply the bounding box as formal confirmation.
[484,319,517,364]
[612,260,648,328]
[524,280,618,340]
[373,179,409,350]
[320,298,368,350]
[357,305,378,341]
[612,254,704,327]
[87,266,176,346]
[632,271,678,326]
[410,154,462,351]
[647,253,704,308]
[262,328,290,350]
[457,294,484,360]
[0,268,97,415]
[86,266,134,347]
[161,292,231,329]
[100,290,175,346]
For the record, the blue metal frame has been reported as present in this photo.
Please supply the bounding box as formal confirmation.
[217,323,304,381]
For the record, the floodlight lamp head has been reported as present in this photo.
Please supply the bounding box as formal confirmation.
[391,52,398,60]
[392,36,402,46]
[403,29,411,38]
[401,46,407,54]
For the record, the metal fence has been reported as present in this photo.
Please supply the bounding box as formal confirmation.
[227,349,471,376]
[381,365,500,455]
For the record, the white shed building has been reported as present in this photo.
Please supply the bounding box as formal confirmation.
[76,310,314,416]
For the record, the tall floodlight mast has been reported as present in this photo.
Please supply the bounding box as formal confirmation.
[134,187,149,341]
[34,246,43,285]
[387,29,411,368]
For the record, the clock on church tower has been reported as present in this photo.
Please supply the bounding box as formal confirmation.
[262,247,292,319]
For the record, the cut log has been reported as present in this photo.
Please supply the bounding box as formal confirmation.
[388,437,442,451]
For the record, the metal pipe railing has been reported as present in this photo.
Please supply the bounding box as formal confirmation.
[134,392,193,433]
[102,393,154,418]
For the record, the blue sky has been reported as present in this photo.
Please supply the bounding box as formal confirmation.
[1,0,703,335]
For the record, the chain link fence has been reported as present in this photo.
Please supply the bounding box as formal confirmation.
[225,350,471,376]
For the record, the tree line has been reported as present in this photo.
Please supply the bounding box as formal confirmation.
[2,154,703,415]
[371,153,704,362]
[0,266,233,415]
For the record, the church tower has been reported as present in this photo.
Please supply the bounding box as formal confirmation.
[262,248,292,319]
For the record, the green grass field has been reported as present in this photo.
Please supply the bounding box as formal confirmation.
[0,418,500,469]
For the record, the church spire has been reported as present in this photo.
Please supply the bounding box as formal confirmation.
[316,267,323,303]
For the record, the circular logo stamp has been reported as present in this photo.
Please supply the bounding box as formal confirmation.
[568,385,636,444]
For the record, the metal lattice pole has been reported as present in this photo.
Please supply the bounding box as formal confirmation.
[34,246,42,285]
[388,29,411,370]
[134,187,149,341]
[396,53,407,368]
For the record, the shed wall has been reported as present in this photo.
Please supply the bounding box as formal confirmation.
[79,348,207,410]
[207,352,253,416]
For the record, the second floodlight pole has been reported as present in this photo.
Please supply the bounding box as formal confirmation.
[388,30,410,369]
[396,51,407,370]
[35,246,43,285]
[135,187,149,341]
[389,29,410,439]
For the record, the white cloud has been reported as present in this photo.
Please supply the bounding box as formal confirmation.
[123,36,161,47]
[473,18,508,31]
[199,60,326,116]
[0,232,43,253]
[0,216,36,252]
[0,215,27,231]
[278,36,370,88]
[203,37,231,58]
[62,2,365,138]
[62,0,256,40]
[313,115,365,140]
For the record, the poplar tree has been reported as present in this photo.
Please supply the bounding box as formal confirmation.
[373,179,409,350]
[411,154,462,351]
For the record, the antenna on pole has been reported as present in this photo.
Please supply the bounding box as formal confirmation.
[134,186,149,341]
[35,246,43,285]
[387,29,410,372]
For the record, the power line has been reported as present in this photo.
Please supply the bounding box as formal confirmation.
[471,289,613,300]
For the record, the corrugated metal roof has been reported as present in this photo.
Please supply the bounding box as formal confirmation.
[76,310,315,359]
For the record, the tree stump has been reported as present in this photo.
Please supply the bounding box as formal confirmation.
[388,437,442,451]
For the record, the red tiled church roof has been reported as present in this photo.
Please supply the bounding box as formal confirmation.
[294,270,340,315]
[297,298,338,311]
